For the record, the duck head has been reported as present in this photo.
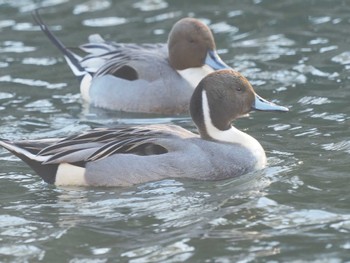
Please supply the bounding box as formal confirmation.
[168,18,230,71]
[190,69,288,140]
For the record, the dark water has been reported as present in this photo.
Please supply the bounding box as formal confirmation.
[0,0,349,262]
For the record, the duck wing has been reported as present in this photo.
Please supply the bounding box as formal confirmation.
[38,125,188,164]
[33,9,168,82]
[80,42,168,81]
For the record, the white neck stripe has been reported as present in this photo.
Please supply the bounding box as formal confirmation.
[201,90,266,168]
[202,90,243,144]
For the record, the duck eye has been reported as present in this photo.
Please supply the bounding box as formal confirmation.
[236,87,242,92]
[188,37,195,43]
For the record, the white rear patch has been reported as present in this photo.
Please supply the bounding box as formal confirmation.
[80,74,92,102]
[201,91,266,168]
[55,163,87,186]
[177,65,214,88]
[63,54,91,102]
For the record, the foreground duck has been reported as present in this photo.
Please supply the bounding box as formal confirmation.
[33,11,230,114]
[0,70,288,187]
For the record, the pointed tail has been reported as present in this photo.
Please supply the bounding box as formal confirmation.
[32,9,87,79]
[0,139,58,184]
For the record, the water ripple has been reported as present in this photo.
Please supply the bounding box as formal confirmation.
[144,12,182,23]
[0,19,15,28]
[12,22,39,31]
[0,215,30,228]
[0,41,35,53]
[298,96,332,105]
[264,207,350,231]
[332,52,350,65]
[233,34,295,48]
[133,0,168,12]
[322,141,350,154]
[16,0,69,13]
[310,112,346,122]
[123,239,194,262]
[24,99,56,113]
[309,16,332,25]
[22,57,58,66]
[0,75,66,89]
[319,45,338,53]
[244,69,306,86]
[294,64,338,78]
[0,92,14,100]
[210,21,239,34]
[0,245,44,261]
[73,0,111,15]
[82,17,128,27]
[294,128,321,137]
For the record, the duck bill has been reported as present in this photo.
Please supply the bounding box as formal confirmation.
[205,50,231,70]
[252,94,289,112]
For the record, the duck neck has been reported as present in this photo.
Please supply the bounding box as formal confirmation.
[197,90,266,167]
[191,90,264,150]
[200,90,248,142]
[177,65,214,88]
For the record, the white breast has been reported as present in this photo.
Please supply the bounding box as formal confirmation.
[177,65,214,88]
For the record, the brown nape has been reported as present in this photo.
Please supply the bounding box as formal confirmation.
[112,65,138,81]
[168,18,216,70]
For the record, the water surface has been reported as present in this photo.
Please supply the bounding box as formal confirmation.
[0,0,350,262]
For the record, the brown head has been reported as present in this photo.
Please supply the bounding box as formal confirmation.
[190,69,289,139]
[168,18,216,70]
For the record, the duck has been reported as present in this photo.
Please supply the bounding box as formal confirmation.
[32,10,231,114]
[0,70,288,187]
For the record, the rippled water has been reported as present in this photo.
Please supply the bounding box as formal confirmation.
[0,0,349,262]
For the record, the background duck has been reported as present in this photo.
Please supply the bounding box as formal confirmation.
[0,70,288,187]
[33,10,230,114]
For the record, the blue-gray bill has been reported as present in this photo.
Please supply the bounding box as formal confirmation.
[253,94,289,112]
[205,50,231,70]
